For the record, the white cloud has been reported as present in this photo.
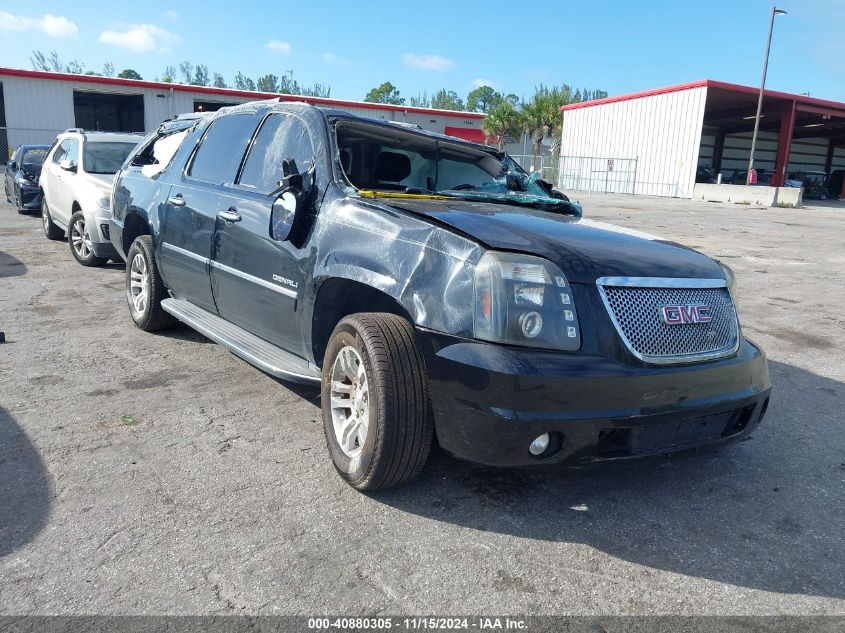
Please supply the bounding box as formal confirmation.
[402,53,454,71]
[322,51,350,65]
[471,78,497,89]
[163,10,179,20]
[266,39,292,53]
[98,23,179,53]
[0,12,78,38]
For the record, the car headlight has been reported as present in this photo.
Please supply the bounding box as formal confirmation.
[719,262,737,299]
[96,195,111,210]
[473,251,581,351]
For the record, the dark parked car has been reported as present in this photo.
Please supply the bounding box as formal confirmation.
[4,144,50,213]
[111,102,771,490]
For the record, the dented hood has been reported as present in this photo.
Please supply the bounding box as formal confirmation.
[382,198,724,284]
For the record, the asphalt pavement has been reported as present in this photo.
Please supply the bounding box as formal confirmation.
[0,194,843,615]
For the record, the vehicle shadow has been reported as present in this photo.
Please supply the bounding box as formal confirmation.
[366,360,845,599]
[0,406,50,558]
[0,251,27,278]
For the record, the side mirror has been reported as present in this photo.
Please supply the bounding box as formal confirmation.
[270,190,299,241]
[59,159,76,172]
[8,161,17,171]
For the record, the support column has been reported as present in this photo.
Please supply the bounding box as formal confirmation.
[772,100,797,186]
[824,140,835,174]
[712,129,725,178]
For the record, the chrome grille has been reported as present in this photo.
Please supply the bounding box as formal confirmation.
[598,281,739,364]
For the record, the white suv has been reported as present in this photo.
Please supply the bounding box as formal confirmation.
[40,130,141,266]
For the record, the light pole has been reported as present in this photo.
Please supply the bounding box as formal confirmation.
[747,6,787,185]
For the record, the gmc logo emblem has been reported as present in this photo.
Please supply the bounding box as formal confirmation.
[661,304,711,325]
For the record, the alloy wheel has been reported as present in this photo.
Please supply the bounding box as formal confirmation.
[330,345,370,458]
[71,219,93,259]
[128,253,150,317]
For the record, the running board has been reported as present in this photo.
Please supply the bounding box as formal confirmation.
[161,298,321,385]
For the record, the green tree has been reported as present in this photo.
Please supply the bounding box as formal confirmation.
[431,89,464,111]
[118,69,143,80]
[179,61,193,84]
[161,66,176,83]
[364,81,404,105]
[234,72,256,91]
[30,50,85,74]
[279,74,300,95]
[467,85,502,113]
[482,102,521,151]
[192,65,209,86]
[301,83,331,98]
[256,74,279,93]
[519,89,559,172]
[102,62,115,77]
[212,73,227,88]
[409,92,431,108]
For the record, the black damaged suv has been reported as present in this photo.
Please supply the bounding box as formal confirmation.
[111,101,771,490]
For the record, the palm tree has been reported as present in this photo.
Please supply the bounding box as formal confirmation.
[520,85,574,174]
[482,102,521,152]
[519,92,554,172]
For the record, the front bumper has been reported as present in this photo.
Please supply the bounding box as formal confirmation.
[16,183,42,210]
[86,206,119,260]
[419,330,771,467]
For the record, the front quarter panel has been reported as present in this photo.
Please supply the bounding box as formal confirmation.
[309,196,483,337]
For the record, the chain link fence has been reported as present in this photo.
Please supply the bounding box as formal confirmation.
[2,127,65,163]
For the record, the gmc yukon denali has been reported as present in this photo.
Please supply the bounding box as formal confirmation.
[110,101,771,490]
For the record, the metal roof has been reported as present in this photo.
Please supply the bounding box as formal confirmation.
[0,66,485,119]
[561,79,845,115]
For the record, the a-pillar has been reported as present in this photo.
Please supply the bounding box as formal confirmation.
[772,100,797,186]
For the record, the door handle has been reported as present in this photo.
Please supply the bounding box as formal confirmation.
[218,207,241,223]
[168,194,186,206]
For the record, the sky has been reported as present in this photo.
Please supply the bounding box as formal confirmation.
[1,0,844,104]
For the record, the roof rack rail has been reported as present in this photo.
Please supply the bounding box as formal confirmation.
[63,127,84,134]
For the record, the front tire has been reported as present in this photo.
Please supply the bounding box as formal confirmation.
[68,211,107,267]
[321,313,433,491]
[41,198,64,240]
[125,235,176,331]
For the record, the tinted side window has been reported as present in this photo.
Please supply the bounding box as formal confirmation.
[188,114,256,185]
[239,114,314,194]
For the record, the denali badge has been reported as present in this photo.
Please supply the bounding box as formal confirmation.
[272,274,298,289]
[661,304,711,325]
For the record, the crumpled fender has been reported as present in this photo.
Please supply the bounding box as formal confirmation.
[308,196,483,337]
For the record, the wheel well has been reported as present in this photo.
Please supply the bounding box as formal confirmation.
[72,201,81,213]
[311,278,413,367]
[122,212,151,255]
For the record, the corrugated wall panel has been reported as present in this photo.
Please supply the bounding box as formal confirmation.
[1,74,482,150]
[560,86,707,198]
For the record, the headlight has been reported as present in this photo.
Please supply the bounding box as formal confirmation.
[719,262,737,299]
[473,251,581,351]
[96,195,111,210]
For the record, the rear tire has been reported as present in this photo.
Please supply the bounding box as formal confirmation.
[41,198,64,240]
[68,211,107,267]
[125,235,176,331]
[321,313,433,491]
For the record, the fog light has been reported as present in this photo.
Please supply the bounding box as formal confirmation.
[529,433,550,456]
